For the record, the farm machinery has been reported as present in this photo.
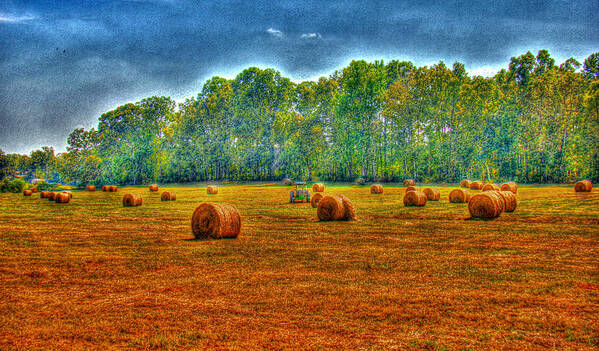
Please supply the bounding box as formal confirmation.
[289,182,311,203]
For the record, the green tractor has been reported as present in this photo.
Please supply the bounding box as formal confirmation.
[289,182,311,203]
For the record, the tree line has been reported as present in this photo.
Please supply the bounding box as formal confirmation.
[1,49,598,186]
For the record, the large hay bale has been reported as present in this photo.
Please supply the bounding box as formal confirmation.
[312,183,325,192]
[122,193,142,207]
[317,194,356,221]
[449,188,471,203]
[207,186,218,194]
[30,188,38,193]
[281,178,292,186]
[495,190,517,212]
[62,191,73,199]
[403,179,416,186]
[500,182,518,194]
[161,191,176,201]
[422,187,440,201]
[460,180,472,188]
[87,185,96,192]
[109,185,118,192]
[149,184,159,192]
[469,181,483,190]
[40,191,49,198]
[310,193,324,208]
[55,192,71,203]
[47,192,56,201]
[468,192,503,218]
[406,186,420,193]
[370,184,383,194]
[191,203,241,239]
[23,190,32,196]
[574,180,593,192]
[101,186,108,192]
[403,190,427,206]
[482,183,500,192]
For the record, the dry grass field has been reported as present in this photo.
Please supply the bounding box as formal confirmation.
[1,184,598,350]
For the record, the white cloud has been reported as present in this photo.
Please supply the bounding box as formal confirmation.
[300,33,321,39]
[0,13,36,23]
[266,28,283,38]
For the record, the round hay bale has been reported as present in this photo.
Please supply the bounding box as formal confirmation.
[312,183,325,192]
[482,183,500,192]
[460,180,472,188]
[207,186,218,194]
[403,190,427,206]
[62,191,73,199]
[149,184,159,192]
[495,190,517,212]
[468,192,503,218]
[30,188,38,193]
[370,184,383,194]
[281,178,292,186]
[40,191,49,198]
[191,203,241,239]
[317,194,356,221]
[161,191,176,201]
[122,193,143,207]
[406,186,420,193]
[469,181,483,190]
[574,180,593,192]
[449,188,471,203]
[47,192,56,201]
[500,182,518,194]
[403,179,416,187]
[55,192,71,203]
[109,185,118,192]
[310,193,324,208]
[23,190,32,196]
[87,185,96,192]
[422,188,440,201]
[101,186,108,192]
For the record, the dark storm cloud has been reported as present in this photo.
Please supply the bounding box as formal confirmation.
[0,0,597,153]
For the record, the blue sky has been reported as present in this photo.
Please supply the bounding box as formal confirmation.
[1,0,598,154]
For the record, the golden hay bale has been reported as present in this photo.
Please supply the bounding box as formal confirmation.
[406,186,420,193]
[101,185,108,192]
[310,192,324,208]
[281,178,292,186]
[109,185,118,192]
[460,180,472,188]
[55,192,71,203]
[161,191,176,201]
[207,186,218,194]
[122,193,143,207]
[403,179,415,186]
[482,183,500,192]
[30,188,38,193]
[191,203,241,239]
[468,192,503,218]
[495,190,517,212]
[149,184,159,192]
[370,184,383,194]
[500,182,518,194]
[23,190,32,196]
[403,190,427,206]
[317,194,356,221]
[40,191,49,198]
[62,191,73,199]
[312,183,325,192]
[47,192,56,201]
[469,181,484,190]
[422,188,440,201]
[449,188,471,203]
[87,185,96,191]
[574,180,593,192]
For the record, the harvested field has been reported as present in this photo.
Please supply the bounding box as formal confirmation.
[0,184,598,349]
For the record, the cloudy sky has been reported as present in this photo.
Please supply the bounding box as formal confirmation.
[1,0,597,154]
